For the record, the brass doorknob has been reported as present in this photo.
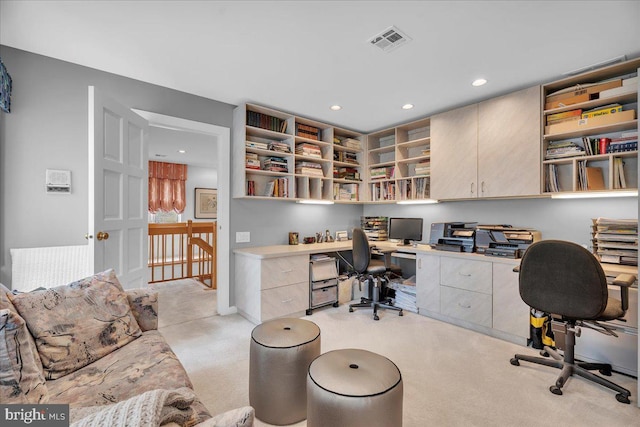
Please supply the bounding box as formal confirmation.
[96,231,110,241]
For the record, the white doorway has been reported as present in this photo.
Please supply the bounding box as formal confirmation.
[133,109,234,316]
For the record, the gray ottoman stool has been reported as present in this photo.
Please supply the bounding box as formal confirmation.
[307,348,403,427]
[250,318,321,425]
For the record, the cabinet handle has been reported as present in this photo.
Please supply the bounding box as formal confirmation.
[470,182,475,195]
[458,302,472,309]
[418,258,422,269]
[281,269,293,273]
[281,298,293,304]
[458,272,472,277]
[481,181,486,194]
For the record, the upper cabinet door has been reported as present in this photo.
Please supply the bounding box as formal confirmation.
[478,86,542,198]
[431,104,479,200]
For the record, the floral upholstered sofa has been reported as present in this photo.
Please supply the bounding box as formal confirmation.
[0,269,253,427]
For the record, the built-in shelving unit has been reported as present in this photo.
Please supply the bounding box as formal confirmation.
[366,117,431,202]
[542,58,639,195]
[232,103,365,202]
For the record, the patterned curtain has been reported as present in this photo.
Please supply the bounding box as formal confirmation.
[149,161,188,213]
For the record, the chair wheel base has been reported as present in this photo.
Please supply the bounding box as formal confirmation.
[540,350,549,357]
[374,315,379,321]
[399,310,403,316]
[510,358,520,366]
[616,393,631,404]
[332,302,339,307]
[550,385,563,395]
[599,367,612,376]
[349,307,354,312]
[306,309,312,315]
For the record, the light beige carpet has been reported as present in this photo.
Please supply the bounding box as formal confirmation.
[158,290,639,427]
[149,279,217,328]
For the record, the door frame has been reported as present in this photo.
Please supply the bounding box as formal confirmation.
[133,109,235,315]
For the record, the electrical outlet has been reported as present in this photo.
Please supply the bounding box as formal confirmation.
[236,231,250,243]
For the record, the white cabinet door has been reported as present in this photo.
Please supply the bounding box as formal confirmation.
[416,254,440,313]
[478,86,541,198]
[431,104,478,199]
[492,262,529,339]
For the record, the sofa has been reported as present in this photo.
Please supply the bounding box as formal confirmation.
[0,269,253,427]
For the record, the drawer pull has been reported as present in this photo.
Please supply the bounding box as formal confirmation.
[281,298,293,304]
[458,272,472,277]
[458,302,472,309]
[281,269,293,273]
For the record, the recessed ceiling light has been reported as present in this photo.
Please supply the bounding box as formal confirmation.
[330,105,342,111]
[177,149,186,154]
[472,78,487,87]
[402,104,414,110]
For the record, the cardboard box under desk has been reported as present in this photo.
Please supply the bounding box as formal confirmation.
[545,109,635,135]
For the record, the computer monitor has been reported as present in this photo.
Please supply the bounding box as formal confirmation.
[388,217,423,246]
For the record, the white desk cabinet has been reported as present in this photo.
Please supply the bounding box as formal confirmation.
[416,251,526,345]
[235,253,309,323]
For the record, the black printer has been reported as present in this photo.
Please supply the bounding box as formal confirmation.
[475,225,541,258]
[429,222,477,253]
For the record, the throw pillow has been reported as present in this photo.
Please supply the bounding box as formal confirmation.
[9,269,142,379]
[0,308,49,403]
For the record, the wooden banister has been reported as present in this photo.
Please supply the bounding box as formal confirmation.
[148,220,217,289]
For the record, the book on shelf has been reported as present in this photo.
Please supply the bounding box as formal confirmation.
[407,126,430,140]
[581,104,623,119]
[613,158,627,189]
[370,166,394,179]
[263,156,288,173]
[334,137,362,150]
[295,142,322,158]
[585,166,605,191]
[334,167,360,181]
[545,164,560,192]
[246,140,269,150]
[263,177,289,198]
[247,111,287,133]
[545,140,584,159]
[333,183,359,201]
[333,150,359,164]
[247,180,256,196]
[547,109,582,124]
[295,123,322,140]
[544,109,635,134]
[268,141,291,153]
[414,160,431,176]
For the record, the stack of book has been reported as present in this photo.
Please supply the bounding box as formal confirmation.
[397,179,411,200]
[371,181,396,201]
[246,153,260,170]
[414,160,430,176]
[361,217,388,241]
[334,167,360,181]
[387,280,417,313]
[296,123,322,140]
[295,143,322,158]
[545,140,584,159]
[545,164,560,192]
[268,141,291,153]
[334,151,359,164]
[613,158,628,189]
[370,166,394,180]
[295,161,323,177]
[592,218,638,266]
[341,138,362,150]
[246,140,269,150]
[263,156,288,173]
[247,111,287,133]
[414,177,430,199]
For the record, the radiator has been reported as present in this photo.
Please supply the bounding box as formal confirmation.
[10,245,90,291]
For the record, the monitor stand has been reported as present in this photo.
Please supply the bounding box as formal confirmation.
[397,240,411,246]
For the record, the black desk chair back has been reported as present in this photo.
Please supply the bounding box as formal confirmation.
[348,228,403,321]
[510,240,633,403]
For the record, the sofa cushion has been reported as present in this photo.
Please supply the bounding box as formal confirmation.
[0,308,49,404]
[126,289,159,332]
[9,269,142,379]
[47,330,211,423]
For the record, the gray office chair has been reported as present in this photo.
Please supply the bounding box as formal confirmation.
[510,240,634,403]
[348,228,403,321]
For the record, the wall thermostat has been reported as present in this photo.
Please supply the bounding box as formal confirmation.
[46,169,71,194]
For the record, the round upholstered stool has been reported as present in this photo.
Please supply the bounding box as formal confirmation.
[307,348,403,427]
[250,318,321,425]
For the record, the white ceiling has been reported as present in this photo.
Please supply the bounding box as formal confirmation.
[1,1,640,133]
[148,126,217,168]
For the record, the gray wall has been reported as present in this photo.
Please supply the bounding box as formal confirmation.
[184,165,218,222]
[363,197,637,248]
[0,46,234,285]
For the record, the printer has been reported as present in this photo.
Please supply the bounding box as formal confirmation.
[429,222,477,253]
[475,225,541,259]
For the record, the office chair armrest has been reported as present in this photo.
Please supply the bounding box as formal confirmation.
[613,273,636,312]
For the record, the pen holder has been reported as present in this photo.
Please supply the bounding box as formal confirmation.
[289,232,299,245]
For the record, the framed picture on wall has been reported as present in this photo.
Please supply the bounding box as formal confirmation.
[195,188,217,219]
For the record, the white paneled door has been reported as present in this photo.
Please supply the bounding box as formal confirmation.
[88,86,149,288]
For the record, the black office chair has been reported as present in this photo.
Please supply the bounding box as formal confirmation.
[510,240,635,403]
[348,228,403,321]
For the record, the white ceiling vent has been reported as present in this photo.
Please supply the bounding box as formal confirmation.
[369,26,411,52]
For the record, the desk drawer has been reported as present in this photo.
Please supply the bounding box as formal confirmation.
[441,286,492,327]
[261,282,308,321]
[261,255,309,290]
[440,257,492,294]
[311,286,338,307]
